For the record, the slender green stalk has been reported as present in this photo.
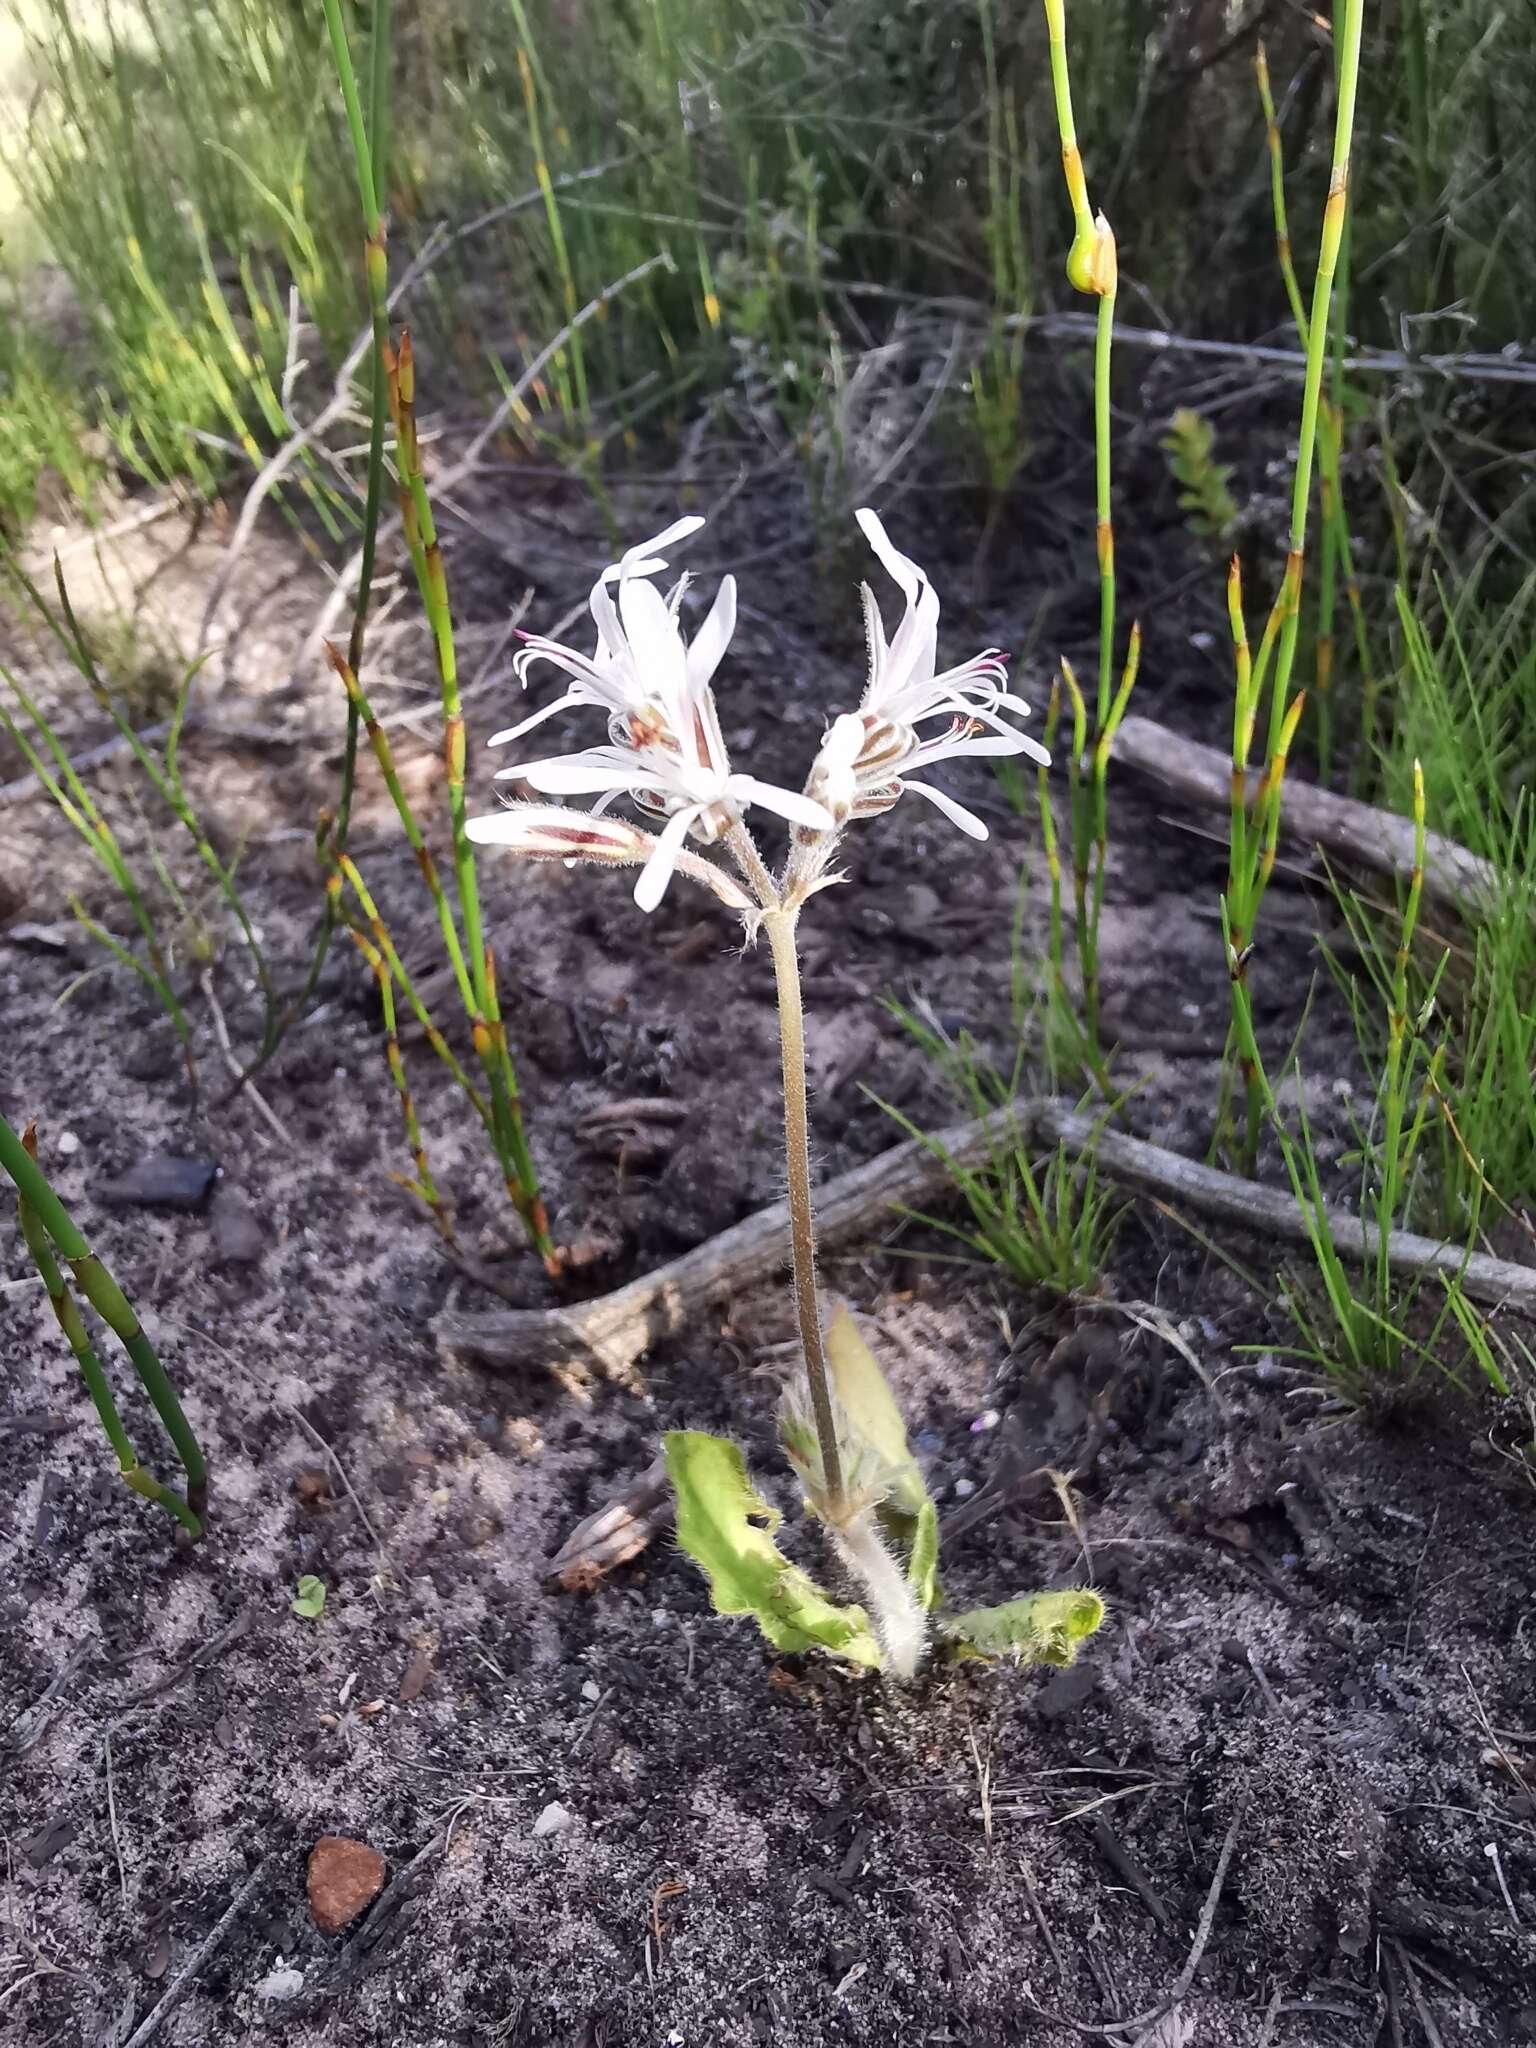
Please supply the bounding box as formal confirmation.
[331,851,490,1122]
[1092,286,1116,730]
[384,336,554,1267]
[1,1115,205,1533]
[317,0,392,918]
[327,646,477,1014]
[1087,624,1141,1031]
[1220,0,1367,1169]
[1255,44,1309,343]
[1039,0,1127,1095]
[1260,0,1366,780]
[1255,41,1374,793]
[0,674,194,1083]
[348,929,454,1242]
[508,0,589,420]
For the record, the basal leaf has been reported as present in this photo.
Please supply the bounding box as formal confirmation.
[664,1430,883,1668]
[940,1588,1105,1667]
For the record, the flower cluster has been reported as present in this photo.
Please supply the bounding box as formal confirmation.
[467,508,1049,913]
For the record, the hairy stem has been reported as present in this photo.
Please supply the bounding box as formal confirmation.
[832,1508,928,1680]
[764,905,844,1519]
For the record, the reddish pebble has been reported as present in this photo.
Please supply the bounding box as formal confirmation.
[307,1835,386,1934]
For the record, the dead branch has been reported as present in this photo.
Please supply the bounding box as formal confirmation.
[441,1096,1536,1384]
[1112,714,1498,918]
[1038,1100,1536,1315]
[546,1454,672,1590]
[437,1101,1024,1384]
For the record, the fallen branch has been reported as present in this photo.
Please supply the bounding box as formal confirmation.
[1112,714,1498,918]
[440,1098,1536,1383]
[122,1856,272,2048]
[437,1102,1025,1384]
[546,1454,671,1590]
[1039,1100,1536,1315]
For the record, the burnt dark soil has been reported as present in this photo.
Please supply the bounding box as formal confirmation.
[2,461,1535,2048]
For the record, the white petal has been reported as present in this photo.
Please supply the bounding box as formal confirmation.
[487,688,586,747]
[855,508,924,604]
[860,582,888,692]
[617,576,689,705]
[820,712,867,773]
[512,635,611,692]
[686,574,737,690]
[633,805,698,913]
[588,575,628,660]
[466,809,528,845]
[621,515,706,576]
[729,774,836,831]
[907,731,1032,767]
[900,778,990,839]
[495,748,641,795]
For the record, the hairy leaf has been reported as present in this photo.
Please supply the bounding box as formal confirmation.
[665,1431,882,1668]
[940,1588,1105,1666]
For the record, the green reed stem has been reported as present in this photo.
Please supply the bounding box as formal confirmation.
[385,336,554,1267]
[349,929,454,1243]
[1,1114,205,1534]
[0,675,194,1083]
[327,646,476,1014]
[318,0,392,892]
[1093,288,1116,730]
[1261,0,1365,779]
[331,850,490,1124]
[1218,0,1365,1169]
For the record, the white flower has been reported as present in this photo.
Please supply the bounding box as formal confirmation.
[489,514,734,758]
[463,803,757,914]
[476,514,830,910]
[802,508,1050,843]
[487,739,829,913]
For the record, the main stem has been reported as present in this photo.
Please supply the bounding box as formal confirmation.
[763,905,845,1518]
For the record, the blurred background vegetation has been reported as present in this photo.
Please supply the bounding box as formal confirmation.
[0,0,1530,555]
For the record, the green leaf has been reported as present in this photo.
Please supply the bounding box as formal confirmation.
[665,1431,883,1668]
[824,1304,929,1516]
[940,1588,1105,1667]
[905,1497,941,1612]
[292,1574,327,1620]
[823,1306,941,1606]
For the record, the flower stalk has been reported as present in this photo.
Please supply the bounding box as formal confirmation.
[763,903,845,1519]
[1039,0,1134,1091]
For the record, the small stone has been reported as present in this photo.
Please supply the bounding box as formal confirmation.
[98,1152,219,1213]
[55,1132,80,1157]
[533,1801,574,1840]
[256,1964,305,2003]
[306,1835,386,1934]
[580,1679,601,1703]
[211,1186,265,1265]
